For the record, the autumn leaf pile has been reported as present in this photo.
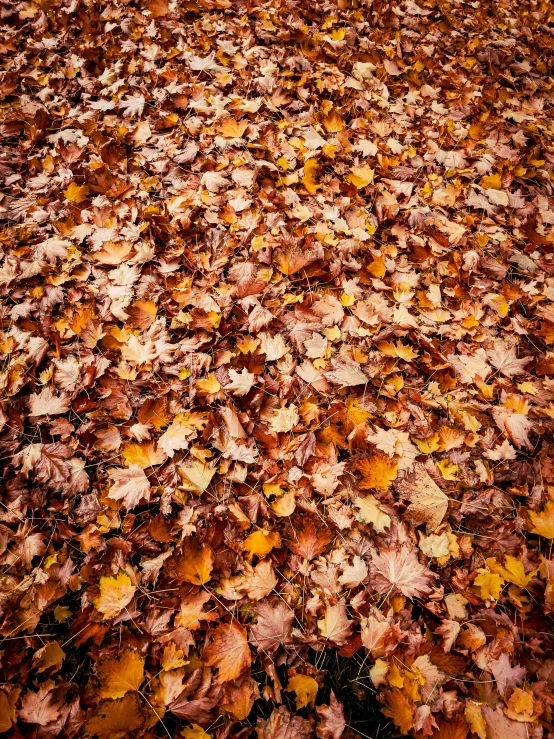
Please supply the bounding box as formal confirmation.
[1,0,554,736]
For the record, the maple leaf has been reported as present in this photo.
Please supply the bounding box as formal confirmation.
[487,342,531,377]
[354,495,392,533]
[239,560,277,601]
[348,165,374,188]
[371,546,433,598]
[325,363,368,387]
[317,603,353,645]
[481,706,528,739]
[107,465,151,509]
[97,649,145,699]
[489,652,526,697]
[179,460,216,492]
[396,464,449,532]
[486,555,537,587]
[221,677,258,721]
[224,367,256,396]
[249,599,294,652]
[285,675,318,710]
[85,694,144,737]
[181,726,211,739]
[63,181,89,203]
[474,568,504,601]
[316,691,346,739]
[175,591,214,630]
[464,701,487,739]
[382,689,415,734]
[93,571,137,619]
[268,405,299,433]
[204,620,252,683]
[122,441,166,468]
[29,386,70,416]
[528,501,554,538]
[19,683,62,725]
[242,529,281,559]
[357,452,398,491]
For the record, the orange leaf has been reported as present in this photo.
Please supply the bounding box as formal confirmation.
[242,530,281,560]
[218,118,248,138]
[85,694,144,737]
[356,452,398,491]
[97,650,145,699]
[382,689,415,734]
[176,540,213,585]
[322,110,345,133]
[204,621,252,683]
[137,397,171,429]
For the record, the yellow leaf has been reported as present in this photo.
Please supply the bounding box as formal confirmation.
[181,725,211,739]
[93,571,137,620]
[356,452,398,491]
[436,459,459,480]
[505,687,539,721]
[474,568,504,600]
[487,556,537,588]
[285,675,318,709]
[517,381,537,395]
[481,173,502,189]
[196,374,221,393]
[64,182,89,203]
[340,293,356,307]
[464,701,487,739]
[302,158,321,194]
[271,489,296,517]
[354,495,391,533]
[383,690,415,734]
[412,433,440,454]
[348,165,374,188]
[387,663,404,688]
[242,530,281,559]
[98,650,145,699]
[529,501,554,538]
[377,340,418,362]
[179,460,216,491]
[122,442,166,468]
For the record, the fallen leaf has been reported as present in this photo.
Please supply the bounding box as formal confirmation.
[204,621,252,683]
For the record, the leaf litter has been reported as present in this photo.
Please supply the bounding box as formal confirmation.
[1,0,554,736]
